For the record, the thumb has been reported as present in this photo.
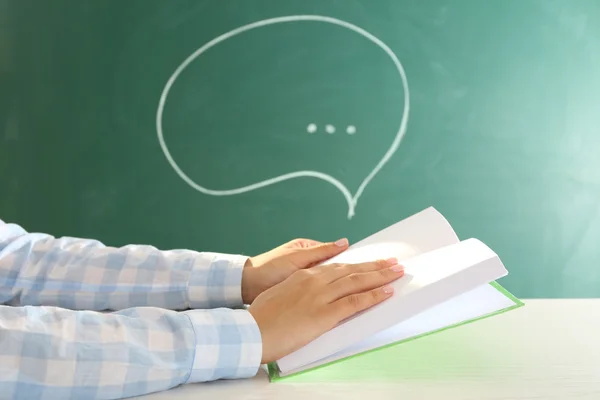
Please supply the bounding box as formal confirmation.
[294,238,349,267]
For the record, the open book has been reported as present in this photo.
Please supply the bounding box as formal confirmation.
[267,207,523,381]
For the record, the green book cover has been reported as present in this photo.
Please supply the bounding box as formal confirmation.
[268,281,523,382]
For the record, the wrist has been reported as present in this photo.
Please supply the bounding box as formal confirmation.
[241,258,256,304]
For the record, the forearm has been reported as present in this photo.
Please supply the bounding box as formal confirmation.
[0,219,247,310]
[0,305,262,399]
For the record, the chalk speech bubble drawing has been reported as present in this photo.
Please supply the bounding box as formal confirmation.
[156,15,409,219]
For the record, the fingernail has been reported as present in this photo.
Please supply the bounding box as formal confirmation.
[386,257,398,265]
[390,264,404,272]
[335,238,348,247]
[382,285,394,294]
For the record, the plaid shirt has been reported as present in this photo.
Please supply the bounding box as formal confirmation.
[0,219,262,399]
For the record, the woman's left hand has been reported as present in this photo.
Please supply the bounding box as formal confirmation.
[241,237,349,304]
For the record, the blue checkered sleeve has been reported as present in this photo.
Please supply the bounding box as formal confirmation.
[0,219,264,398]
[0,305,263,399]
[0,219,247,310]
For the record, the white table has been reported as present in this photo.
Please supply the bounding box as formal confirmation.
[138,299,600,399]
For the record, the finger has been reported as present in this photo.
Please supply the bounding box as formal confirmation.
[287,238,323,249]
[319,258,398,283]
[328,284,395,323]
[290,238,350,268]
[326,264,404,302]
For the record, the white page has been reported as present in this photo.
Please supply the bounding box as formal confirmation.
[276,238,508,374]
[316,207,461,268]
[280,283,517,376]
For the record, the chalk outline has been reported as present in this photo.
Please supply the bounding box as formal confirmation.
[156,15,409,219]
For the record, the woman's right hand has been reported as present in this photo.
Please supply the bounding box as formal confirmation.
[248,258,404,364]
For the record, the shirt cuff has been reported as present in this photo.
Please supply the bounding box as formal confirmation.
[183,308,262,382]
[187,252,248,309]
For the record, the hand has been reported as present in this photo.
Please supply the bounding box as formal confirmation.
[248,257,404,364]
[241,237,349,304]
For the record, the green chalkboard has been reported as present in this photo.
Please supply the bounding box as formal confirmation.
[1,0,600,298]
